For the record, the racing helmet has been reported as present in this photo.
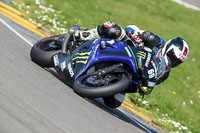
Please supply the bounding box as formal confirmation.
[161,37,189,68]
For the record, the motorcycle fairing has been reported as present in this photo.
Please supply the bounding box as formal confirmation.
[54,38,141,93]
[53,40,94,84]
[77,38,140,92]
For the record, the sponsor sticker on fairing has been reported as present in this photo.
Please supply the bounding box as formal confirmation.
[53,55,59,66]
[67,62,74,77]
[92,44,99,59]
[124,47,132,57]
[93,39,98,44]
[145,52,151,67]
[61,61,66,71]
[151,60,157,78]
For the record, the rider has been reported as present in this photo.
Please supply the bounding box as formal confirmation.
[73,21,189,95]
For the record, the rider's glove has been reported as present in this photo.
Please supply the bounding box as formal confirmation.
[128,30,144,48]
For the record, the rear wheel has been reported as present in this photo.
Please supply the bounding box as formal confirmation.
[73,72,129,98]
[30,34,64,67]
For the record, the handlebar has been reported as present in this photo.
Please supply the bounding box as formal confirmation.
[61,24,80,53]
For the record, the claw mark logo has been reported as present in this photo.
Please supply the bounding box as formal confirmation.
[72,51,91,64]
[75,52,91,56]
[72,56,89,60]
[137,51,146,59]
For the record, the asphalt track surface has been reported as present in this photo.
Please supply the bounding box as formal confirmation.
[0,20,150,133]
[183,0,200,7]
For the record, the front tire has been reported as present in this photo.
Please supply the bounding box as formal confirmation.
[30,34,64,67]
[73,72,129,98]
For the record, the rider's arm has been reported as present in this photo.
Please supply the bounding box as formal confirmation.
[137,57,156,95]
[140,31,165,49]
[125,25,165,49]
[156,70,170,85]
[140,70,170,96]
[139,64,171,96]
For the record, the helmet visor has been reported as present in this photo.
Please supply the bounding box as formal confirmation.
[167,49,182,67]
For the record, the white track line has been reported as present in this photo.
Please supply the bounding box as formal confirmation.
[118,108,153,133]
[171,0,200,11]
[0,17,33,46]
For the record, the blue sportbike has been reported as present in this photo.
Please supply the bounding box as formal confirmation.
[30,25,165,108]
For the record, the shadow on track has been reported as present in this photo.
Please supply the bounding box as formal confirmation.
[45,68,158,133]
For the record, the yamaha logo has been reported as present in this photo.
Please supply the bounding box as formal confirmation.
[145,53,151,67]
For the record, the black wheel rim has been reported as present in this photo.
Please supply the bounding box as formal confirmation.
[81,73,122,87]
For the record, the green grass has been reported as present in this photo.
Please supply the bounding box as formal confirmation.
[12,0,200,132]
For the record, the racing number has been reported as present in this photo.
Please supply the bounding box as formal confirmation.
[148,69,155,78]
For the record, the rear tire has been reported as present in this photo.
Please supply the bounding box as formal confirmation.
[30,35,64,67]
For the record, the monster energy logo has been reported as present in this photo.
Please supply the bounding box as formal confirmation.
[72,51,91,64]
[75,52,91,56]
[137,51,146,59]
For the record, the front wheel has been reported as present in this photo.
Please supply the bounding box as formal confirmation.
[30,34,64,67]
[73,72,129,98]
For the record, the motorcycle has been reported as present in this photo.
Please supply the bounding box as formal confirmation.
[30,25,165,108]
